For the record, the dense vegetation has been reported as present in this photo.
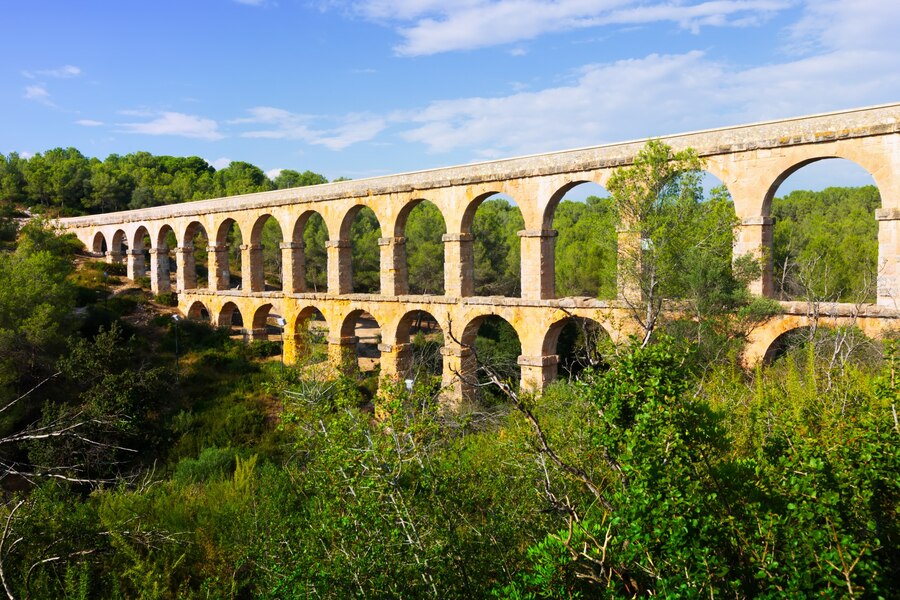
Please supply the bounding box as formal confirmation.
[0,145,896,598]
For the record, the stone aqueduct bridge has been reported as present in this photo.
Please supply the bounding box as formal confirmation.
[59,104,900,401]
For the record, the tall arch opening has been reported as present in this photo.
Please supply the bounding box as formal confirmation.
[251,214,284,291]
[396,310,444,384]
[767,159,879,303]
[462,314,522,401]
[340,205,381,294]
[184,221,209,290]
[293,306,328,365]
[396,200,446,295]
[110,229,127,263]
[545,181,616,299]
[154,225,177,292]
[131,226,151,281]
[463,193,524,297]
[215,219,243,290]
[295,211,328,292]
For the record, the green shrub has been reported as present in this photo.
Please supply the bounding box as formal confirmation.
[173,447,240,484]
[154,292,177,306]
[247,339,281,359]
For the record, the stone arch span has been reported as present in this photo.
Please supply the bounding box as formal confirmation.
[91,231,107,254]
[392,309,445,382]
[187,300,211,322]
[217,301,245,333]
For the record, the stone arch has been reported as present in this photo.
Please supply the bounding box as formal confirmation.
[132,226,151,251]
[110,229,127,253]
[543,179,616,299]
[248,213,285,291]
[155,224,176,250]
[179,221,209,291]
[460,312,523,394]
[251,303,275,340]
[213,218,242,290]
[338,204,383,294]
[541,174,610,230]
[288,210,329,293]
[459,191,525,297]
[91,231,107,254]
[765,156,881,303]
[186,300,211,322]
[392,198,447,295]
[762,154,886,216]
[217,301,245,332]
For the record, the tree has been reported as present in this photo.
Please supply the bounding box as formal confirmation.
[273,169,327,189]
[608,141,759,347]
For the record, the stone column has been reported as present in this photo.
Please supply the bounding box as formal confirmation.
[174,246,196,292]
[241,243,264,292]
[126,250,146,280]
[440,343,476,407]
[442,233,474,297]
[281,241,305,293]
[326,240,352,294]
[734,216,774,297]
[207,244,231,291]
[379,236,408,296]
[518,229,557,299]
[105,250,124,265]
[518,354,559,395]
[282,332,302,365]
[616,228,642,304]
[378,342,412,383]
[149,248,171,294]
[328,335,358,375]
[876,208,900,308]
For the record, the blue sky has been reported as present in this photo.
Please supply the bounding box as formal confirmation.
[3,0,899,191]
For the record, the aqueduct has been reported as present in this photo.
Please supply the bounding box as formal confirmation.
[58,103,900,402]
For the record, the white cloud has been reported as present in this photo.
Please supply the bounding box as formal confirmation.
[117,112,224,140]
[391,0,900,155]
[75,119,104,127]
[266,168,284,179]
[23,85,55,106]
[345,0,792,55]
[211,157,233,169]
[23,64,82,79]
[236,107,386,150]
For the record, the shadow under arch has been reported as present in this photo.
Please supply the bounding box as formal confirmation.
[182,220,209,290]
[251,302,275,340]
[213,217,243,290]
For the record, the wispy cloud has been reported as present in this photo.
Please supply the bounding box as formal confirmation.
[22,64,82,79]
[236,107,386,150]
[23,85,55,107]
[117,112,224,140]
[211,157,233,169]
[343,0,792,55]
[75,119,104,127]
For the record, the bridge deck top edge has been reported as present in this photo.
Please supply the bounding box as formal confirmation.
[57,103,900,229]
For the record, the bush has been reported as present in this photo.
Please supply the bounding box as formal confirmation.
[154,292,177,306]
[173,447,240,484]
[247,339,281,359]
